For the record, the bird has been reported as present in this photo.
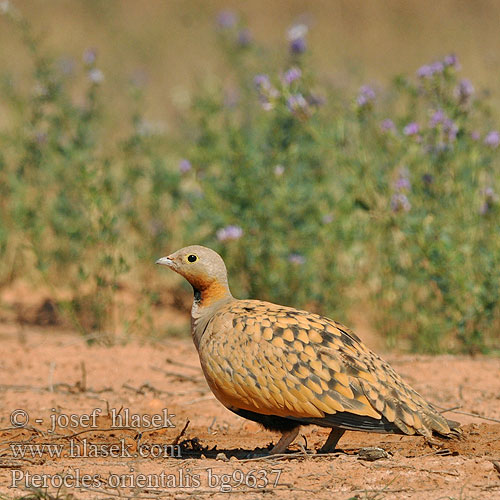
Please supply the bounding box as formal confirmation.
[156,245,461,454]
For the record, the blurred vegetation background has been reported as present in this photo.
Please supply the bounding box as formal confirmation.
[0,0,498,353]
[3,0,500,127]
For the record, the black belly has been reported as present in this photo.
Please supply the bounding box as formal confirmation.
[229,407,404,434]
[229,408,302,432]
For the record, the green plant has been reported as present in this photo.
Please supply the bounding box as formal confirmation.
[0,7,498,352]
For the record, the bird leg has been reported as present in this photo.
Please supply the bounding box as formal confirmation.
[269,427,300,455]
[318,428,346,453]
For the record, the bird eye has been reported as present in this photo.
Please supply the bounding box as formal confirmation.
[187,254,198,263]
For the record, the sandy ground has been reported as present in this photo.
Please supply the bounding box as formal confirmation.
[0,324,499,500]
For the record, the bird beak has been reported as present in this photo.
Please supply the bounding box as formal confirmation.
[156,256,174,267]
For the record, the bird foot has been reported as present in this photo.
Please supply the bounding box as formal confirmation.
[268,427,300,455]
[317,428,346,454]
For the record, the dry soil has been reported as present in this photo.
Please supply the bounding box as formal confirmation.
[0,325,499,499]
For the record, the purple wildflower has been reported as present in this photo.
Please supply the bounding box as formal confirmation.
[417,65,433,78]
[483,187,497,199]
[283,67,302,85]
[417,59,447,79]
[393,167,411,191]
[391,193,411,213]
[290,37,306,54]
[179,159,192,173]
[380,119,395,132]
[287,93,309,116]
[443,54,459,68]
[443,118,458,142]
[322,213,334,224]
[254,74,271,90]
[216,10,237,29]
[471,131,480,141]
[479,186,498,215]
[454,79,474,102]
[430,109,446,127]
[254,74,279,110]
[403,122,420,136]
[216,225,243,242]
[428,110,458,142]
[288,253,306,265]
[430,61,444,75]
[484,131,500,148]
[237,28,252,47]
[356,85,376,107]
[287,24,308,54]
[83,48,97,65]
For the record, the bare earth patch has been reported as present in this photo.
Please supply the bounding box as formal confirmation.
[0,325,499,499]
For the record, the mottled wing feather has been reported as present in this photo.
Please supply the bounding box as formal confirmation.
[197,299,454,438]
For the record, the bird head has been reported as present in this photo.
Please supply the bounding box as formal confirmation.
[156,245,232,303]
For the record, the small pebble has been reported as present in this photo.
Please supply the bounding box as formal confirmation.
[216,452,229,461]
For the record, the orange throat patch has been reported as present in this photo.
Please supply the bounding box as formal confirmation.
[198,280,231,308]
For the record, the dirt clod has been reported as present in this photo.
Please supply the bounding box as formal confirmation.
[358,447,391,461]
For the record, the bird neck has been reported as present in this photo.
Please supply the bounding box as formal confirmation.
[192,279,232,309]
[190,281,233,350]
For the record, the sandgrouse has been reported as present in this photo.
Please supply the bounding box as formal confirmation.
[157,245,460,454]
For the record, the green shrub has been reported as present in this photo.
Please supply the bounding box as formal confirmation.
[180,20,500,353]
[0,8,498,352]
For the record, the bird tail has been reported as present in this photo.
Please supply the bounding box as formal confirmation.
[433,417,462,439]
